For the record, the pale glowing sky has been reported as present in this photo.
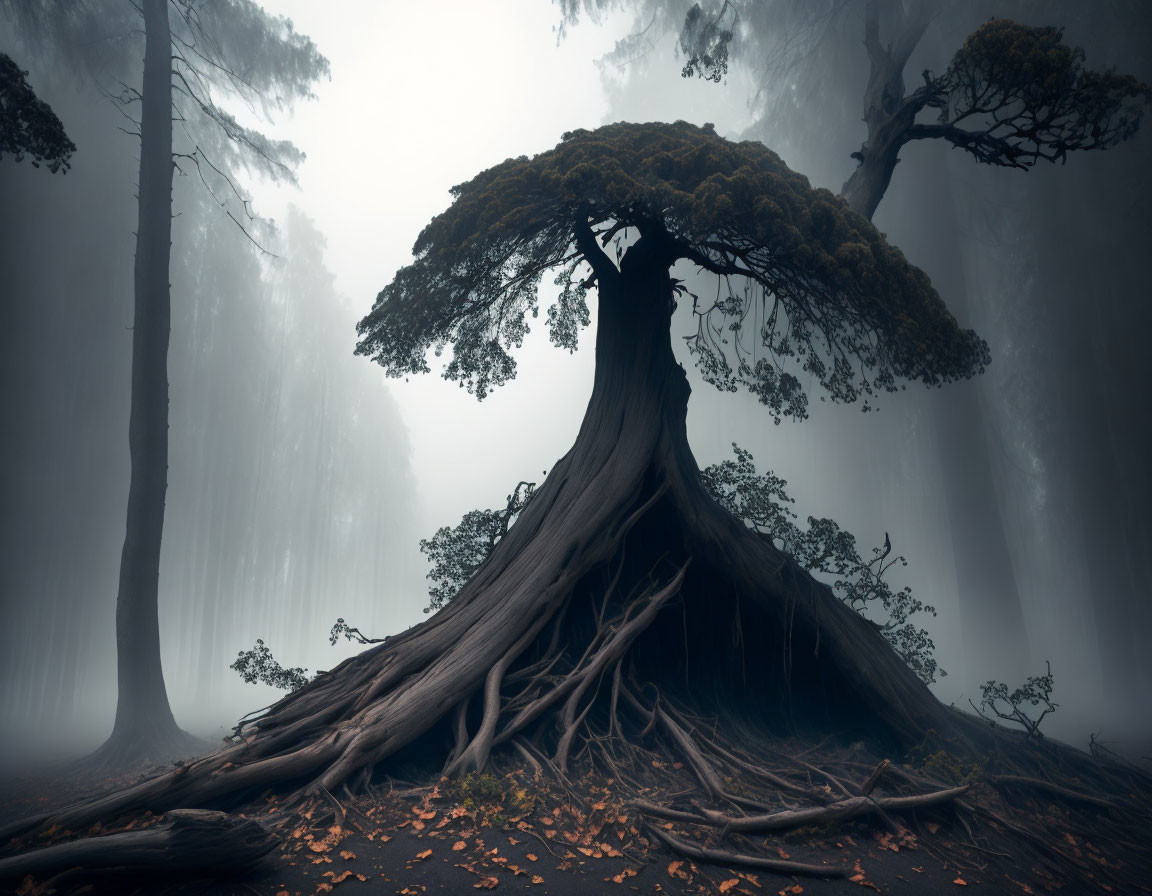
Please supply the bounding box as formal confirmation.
[256,1,755,527]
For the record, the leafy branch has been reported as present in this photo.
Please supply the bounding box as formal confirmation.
[971,661,1057,740]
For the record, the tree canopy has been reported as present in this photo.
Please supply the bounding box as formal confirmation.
[356,120,988,418]
[914,19,1148,169]
[675,8,1149,172]
[0,51,75,172]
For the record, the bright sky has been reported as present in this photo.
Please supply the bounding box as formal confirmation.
[258,1,755,527]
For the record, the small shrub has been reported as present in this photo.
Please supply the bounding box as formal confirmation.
[919,749,984,786]
[972,661,1057,741]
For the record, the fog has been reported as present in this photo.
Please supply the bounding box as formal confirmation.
[1,0,1149,771]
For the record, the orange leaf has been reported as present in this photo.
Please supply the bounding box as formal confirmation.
[415,849,433,860]
[339,850,356,860]
[720,880,740,893]
[531,876,544,885]
[526,853,538,862]
[668,861,683,876]
[954,879,967,886]
[453,840,468,851]
[473,876,499,889]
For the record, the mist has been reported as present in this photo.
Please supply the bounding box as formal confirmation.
[1,0,1149,780]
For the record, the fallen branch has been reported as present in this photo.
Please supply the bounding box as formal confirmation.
[987,775,1119,809]
[633,782,969,833]
[0,809,275,886]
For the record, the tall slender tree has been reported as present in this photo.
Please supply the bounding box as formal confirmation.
[2,0,328,766]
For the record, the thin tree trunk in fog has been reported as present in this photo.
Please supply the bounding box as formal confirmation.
[837,3,1030,682]
[102,0,189,763]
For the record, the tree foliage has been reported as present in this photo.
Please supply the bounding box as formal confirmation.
[3,0,329,238]
[916,19,1149,169]
[229,639,311,691]
[0,51,75,172]
[419,481,538,613]
[674,7,1149,174]
[973,661,1058,741]
[356,121,987,416]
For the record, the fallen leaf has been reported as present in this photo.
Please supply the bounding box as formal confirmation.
[954,879,967,886]
[526,853,538,862]
[926,822,939,835]
[415,849,432,860]
[339,850,356,860]
[668,861,683,877]
[473,876,499,889]
[776,847,791,860]
[720,880,740,893]
[453,840,468,851]
[531,876,544,885]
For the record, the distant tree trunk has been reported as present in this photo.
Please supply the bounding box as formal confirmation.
[94,0,195,767]
[838,3,1030,683]
[838,0,929,221]
[905,154,1030,682]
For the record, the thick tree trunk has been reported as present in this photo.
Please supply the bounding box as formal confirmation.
[93,0,196,768]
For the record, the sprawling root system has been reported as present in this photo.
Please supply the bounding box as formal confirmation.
[3,260,1150,891]
[3,470,1150,892]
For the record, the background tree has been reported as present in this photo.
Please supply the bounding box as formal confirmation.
[0,51,74,172]
[2,0,328,768]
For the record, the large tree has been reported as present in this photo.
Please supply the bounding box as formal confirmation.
[2,0,328,768]
[3,118,989,818]
[4,119,1149,892]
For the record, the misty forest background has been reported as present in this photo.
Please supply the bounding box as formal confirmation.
[1,0,1149,769]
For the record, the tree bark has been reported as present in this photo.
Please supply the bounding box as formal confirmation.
[95,0,195,768]
[839,0,929,221]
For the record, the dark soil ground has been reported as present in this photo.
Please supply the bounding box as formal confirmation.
[2,749,1137,896]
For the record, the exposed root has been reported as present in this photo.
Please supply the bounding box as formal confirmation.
[987,773,1121,809]
[2,480,1150,895]
[645,824,849,877]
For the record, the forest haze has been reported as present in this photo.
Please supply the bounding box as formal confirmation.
[1,0,1149,775]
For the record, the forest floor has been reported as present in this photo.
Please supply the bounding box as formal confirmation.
[0,751,1125,896]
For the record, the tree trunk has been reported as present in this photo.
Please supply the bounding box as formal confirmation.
[92,0,196,769]
[839,0,928,221]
